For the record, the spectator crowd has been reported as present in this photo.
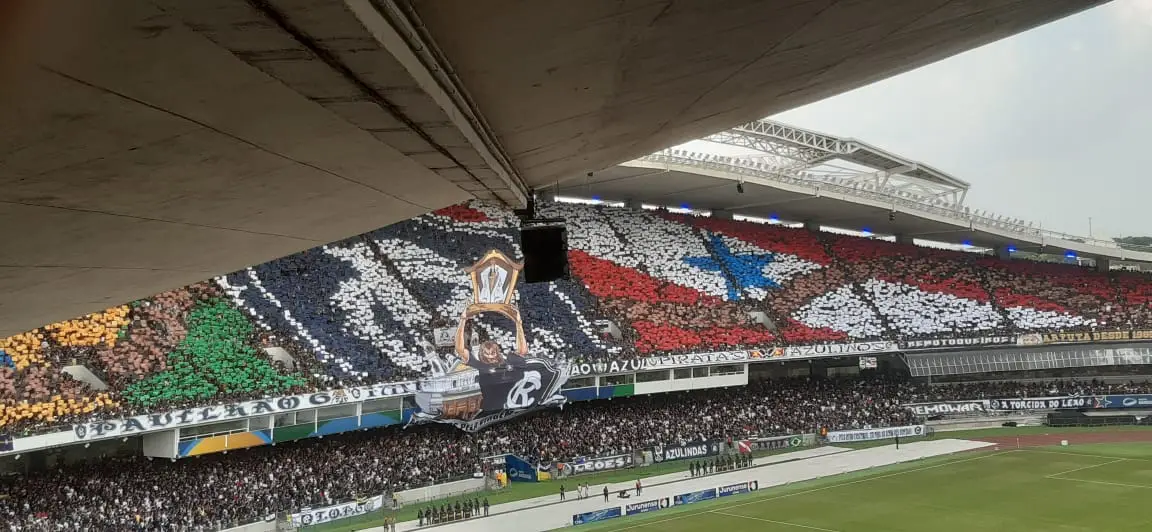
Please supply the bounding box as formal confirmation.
[1,200,1151,438]
[3,375,1151,530]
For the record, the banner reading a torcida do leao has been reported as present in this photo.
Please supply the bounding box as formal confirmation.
[410,250,570,432]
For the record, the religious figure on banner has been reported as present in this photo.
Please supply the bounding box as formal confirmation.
[411,250,569,432]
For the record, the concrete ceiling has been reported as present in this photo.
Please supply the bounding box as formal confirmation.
[0,0,1102,336]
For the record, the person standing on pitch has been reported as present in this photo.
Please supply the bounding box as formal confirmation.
[603,485,609,502]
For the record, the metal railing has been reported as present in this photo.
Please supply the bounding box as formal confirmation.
[632,150,1152,254]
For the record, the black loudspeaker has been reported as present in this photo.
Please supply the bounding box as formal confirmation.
[521,225,569,283]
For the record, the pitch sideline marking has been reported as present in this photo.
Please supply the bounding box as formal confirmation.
[1045,476,1152,490]
[1046,458,1127,478]
[710,510,843,532]
[605,450,1010,531]
[1018,448,1152,462]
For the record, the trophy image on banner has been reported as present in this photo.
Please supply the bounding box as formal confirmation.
[412,250,569,432]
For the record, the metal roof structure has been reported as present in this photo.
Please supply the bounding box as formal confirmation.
[558,120,1152,265]
[705,119,970,205]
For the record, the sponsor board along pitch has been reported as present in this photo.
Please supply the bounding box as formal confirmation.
[580,443,1152,532]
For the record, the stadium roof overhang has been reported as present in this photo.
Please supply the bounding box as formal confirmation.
[562,141,1152,264]
[0,0,1102,336]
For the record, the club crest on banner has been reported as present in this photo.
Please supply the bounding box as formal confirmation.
[411,250,570,432]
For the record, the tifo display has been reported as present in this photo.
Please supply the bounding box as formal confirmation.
[2,200,1151,436]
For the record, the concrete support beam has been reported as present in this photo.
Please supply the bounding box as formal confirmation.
[625,199,643,212]
[995,246,1013,261]
[712,209,734,220]
[1097,258,1112,273]
[894,234,913,245]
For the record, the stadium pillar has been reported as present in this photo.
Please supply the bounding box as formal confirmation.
[712,209,733,220]
[803,221,820,234]
[625,199,643,212]
[995,246,1012,261]
[894,233,912,245]
[1096,258,1111,273]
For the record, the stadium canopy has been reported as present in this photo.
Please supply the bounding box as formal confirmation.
[0,0,1101,336]
[559,119,1152,265]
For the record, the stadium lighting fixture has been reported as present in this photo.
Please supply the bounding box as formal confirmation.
[592,195,601,201]
[1065,251,1077,258]
[768,214,779,223]
[962,240,972,247]
[862,227,873,237]
[1006,245,1017,253]
[680,203,690,210]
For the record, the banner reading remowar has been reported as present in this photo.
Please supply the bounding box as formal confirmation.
[826,425,925,443]
[411,250,570,432]
[904,401,988,416]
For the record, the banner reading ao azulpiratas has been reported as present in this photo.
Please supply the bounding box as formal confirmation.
[826,425,925,443]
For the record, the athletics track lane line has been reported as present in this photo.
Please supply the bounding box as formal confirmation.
[603,450,1010,531]
[710,510,842,532]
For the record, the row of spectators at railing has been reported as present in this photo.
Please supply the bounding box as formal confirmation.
[3,201,1152,435]
[9,375,1150,530]
[915,379,1152,402]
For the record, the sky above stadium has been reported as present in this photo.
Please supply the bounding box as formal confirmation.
[682,0,1152,241]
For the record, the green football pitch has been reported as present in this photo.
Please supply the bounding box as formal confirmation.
[579,443,1152,532]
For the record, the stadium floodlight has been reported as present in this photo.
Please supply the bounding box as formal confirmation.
[737,181,745,194]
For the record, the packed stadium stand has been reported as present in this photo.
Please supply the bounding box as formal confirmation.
[2,200,1152,436]
[4,375,1151,531]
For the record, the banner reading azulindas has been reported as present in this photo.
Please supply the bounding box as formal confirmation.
[826,425,925,443]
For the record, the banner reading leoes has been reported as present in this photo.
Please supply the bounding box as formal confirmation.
[410,250,570,432]
[904,401,988,416]
[289,495,383,526]
[826,425,925,443]
[563,454,634,476]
